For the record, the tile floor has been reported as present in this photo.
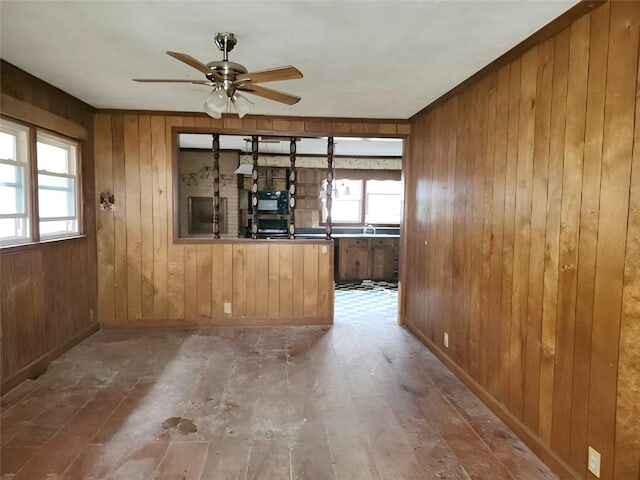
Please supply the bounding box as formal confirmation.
[0,284,556,479]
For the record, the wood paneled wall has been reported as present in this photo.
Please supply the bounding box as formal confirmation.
[94,112,408,326]
[0,61,98,392]
[1,241,98,389]
[403,3,639,479]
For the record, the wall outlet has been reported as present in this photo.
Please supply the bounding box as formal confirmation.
[443,332,449,348]
[588,446,601,478]
[321,245,327,254]
[223,302,232,315]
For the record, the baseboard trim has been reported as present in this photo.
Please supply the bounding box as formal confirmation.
[100,316,333,328]
[1,322,100,395]
[405,320,581,480]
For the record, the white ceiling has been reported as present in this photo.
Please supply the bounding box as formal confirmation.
[0,1,576,119]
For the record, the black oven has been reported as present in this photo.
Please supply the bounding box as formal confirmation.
[246,190,290,237]
[254,190,289,214]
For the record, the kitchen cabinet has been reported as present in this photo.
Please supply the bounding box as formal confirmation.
[343,238,370,280]
[338,237,398,281]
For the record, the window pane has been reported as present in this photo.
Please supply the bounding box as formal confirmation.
[0,186,21,214]
[0,119,29,166]
[322,179,363,223]
[0,217,29,243]
[37,141,72,174]
[38,174,75,218]
[331,199,362,223]
[0,131,16,161]
[366,194,402,224]
[38,173,73,189]
[365,180,402,224]
[40,219,78,238]
[0,163,19,183]
[0,164,26,214]
[367,179,402,194]
[36,131,80,240]
[336,179,362,199]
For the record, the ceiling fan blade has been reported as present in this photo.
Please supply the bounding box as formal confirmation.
[133,78,211,85]
[166,51,212,75]
[235,66,302,84]
[238,84,301,105]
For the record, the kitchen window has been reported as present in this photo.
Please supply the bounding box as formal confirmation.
[322,175,402,226]
[0,116,81,247]
[322,179,363,224]
[364,179,402,225]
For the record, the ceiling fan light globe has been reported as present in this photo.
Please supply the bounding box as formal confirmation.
[203,101,222,119]
[232,93,253,119]
[205,88,228,111]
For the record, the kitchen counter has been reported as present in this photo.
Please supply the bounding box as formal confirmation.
[296,227,400,239]
[296,233,399,239]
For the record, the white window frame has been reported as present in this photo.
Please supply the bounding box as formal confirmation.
[36,131,80,240]
[364,179,403,225]
[0,119,31,246]
[0,115,83,249]
[321,179,363,225]
[322,176,402,227]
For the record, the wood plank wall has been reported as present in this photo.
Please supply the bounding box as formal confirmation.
[0,61,98,393]
[93,112,409,326]
[403,3,640,479]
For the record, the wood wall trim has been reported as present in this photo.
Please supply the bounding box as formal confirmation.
[174,238,334,245]
[97,109,411,131]
[406,321,581,480]
[101,317,333,328]
[186,149,403,160]
[0,235,88,256]
[410,0,605,120]
[1,93,88,140]
[1,322,99,394]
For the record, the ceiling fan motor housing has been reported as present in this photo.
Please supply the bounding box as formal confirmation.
[206,60,247,96]
[208,33,247,95]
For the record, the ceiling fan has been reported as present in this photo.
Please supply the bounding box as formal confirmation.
[133,32,303,119]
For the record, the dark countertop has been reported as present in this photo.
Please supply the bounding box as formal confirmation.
[296,233,400,239]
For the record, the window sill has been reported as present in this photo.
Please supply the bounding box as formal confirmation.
[0,234,88,254]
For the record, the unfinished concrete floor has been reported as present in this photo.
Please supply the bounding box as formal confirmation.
[1,289,556,479]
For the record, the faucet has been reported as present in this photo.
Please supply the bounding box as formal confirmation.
[363,224,376,235]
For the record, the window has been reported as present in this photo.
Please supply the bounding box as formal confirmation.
[37,132,79,238]
[0,119,30,245]
[322,175,402,226]
[0,117,81,247]
[322,179,363,224]
[365,180,402,224]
